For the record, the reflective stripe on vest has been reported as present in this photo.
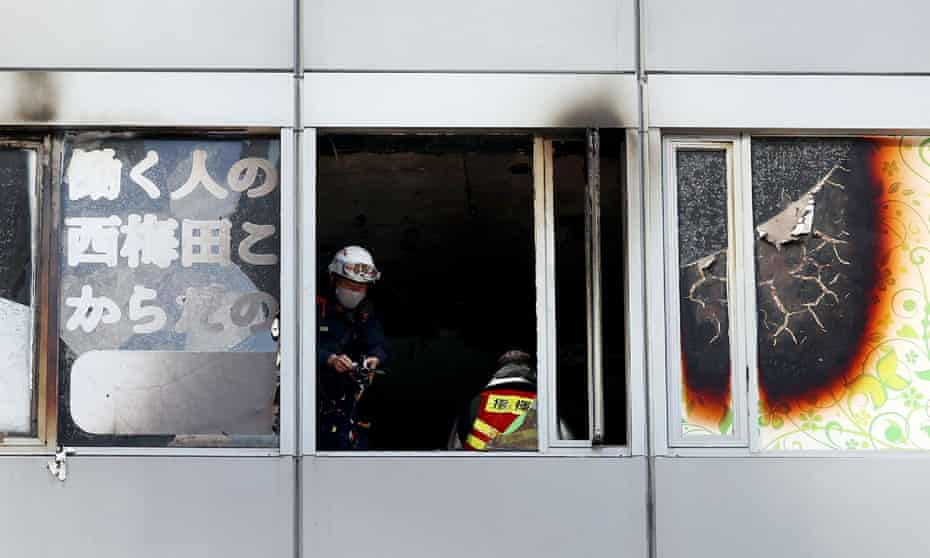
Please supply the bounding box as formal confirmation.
[464,389,535,451]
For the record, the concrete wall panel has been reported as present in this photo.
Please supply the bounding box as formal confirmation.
[0,1,293,70]
[0,71,293,127]
[648,74,930,130]
[305,0,635,72]
[304,73,638,128]
[304,456,649,558]
[655,457,930,558]
[645,0,930,73]
[0,457,294,558]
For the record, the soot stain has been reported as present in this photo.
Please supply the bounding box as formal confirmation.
[755,139,885,414]
[15,72,58,122]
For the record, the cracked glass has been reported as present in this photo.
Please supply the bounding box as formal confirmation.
[57,134,281,448]
[675,148,734,437]
[0,148,37,438]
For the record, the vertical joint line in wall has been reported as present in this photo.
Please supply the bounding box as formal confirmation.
[293,0,303,133]
[295,74,303,133]
[634,0,658,556]
[295,0,303,78]
[294,131,303,558]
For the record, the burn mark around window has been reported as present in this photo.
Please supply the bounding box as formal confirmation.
[752,138,884,417]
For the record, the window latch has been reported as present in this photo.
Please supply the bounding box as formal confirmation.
[47,447,75,482]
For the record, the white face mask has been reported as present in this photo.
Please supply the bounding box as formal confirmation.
[335,287,365,310]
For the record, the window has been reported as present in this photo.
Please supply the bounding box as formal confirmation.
[316,134,536,451]
[750,136,916,451]
[665,134,930,452]
[549,131,627,445]
[663,138,749,447]
[0,143,41,442]
[314,130,629,452]
[56,134,282,448]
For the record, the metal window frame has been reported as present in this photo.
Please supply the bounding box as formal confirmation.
[661,135,750,448]
[650,129,930,458]
[41,127,297,458]
[544,133,608,449]
[0,70,295,456]
[305,128,637,458]
[0,137,53,451]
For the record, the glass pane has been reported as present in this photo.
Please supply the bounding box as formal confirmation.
[676,148,734,437]
[751,137,910,451]
[316,134,536,451]
[58,135,280,447]
[552,138,589,440]
[0,148,36,437]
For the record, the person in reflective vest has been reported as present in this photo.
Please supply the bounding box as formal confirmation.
[451,350,537,451]
[317,246,389,450]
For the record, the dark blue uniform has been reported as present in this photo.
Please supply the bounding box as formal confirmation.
[317,294,389,450]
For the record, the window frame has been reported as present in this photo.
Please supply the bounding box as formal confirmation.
[661,136,751,448]
[652,130,930,457]
[304,128,644,458]
[0,128,296,457]
[0,136,54,452]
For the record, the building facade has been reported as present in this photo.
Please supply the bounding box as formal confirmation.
[0,2,927,557]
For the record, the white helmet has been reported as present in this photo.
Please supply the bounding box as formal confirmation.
[328,246,381,284]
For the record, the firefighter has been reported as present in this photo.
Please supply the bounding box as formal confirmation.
[317,246,389,450]
[450,350,538,451]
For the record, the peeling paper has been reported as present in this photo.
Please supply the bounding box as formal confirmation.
[756,165,846,247]
[790,198,815,237]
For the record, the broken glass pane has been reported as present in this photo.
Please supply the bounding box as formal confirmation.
[0,149,36,437]
[57,135,280,447]
[676,148,734,437]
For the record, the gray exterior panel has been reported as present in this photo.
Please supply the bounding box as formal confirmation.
[645,0,930,73]
[647,74,930,129]
[0,457,294,557]
[655,457,929,558]
[304,0,635,72]
[0,1,293,70]
[303,73,639,128]
[0,72,294,127]
[303,456,649,558]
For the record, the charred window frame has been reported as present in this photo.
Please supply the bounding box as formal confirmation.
[307,129,635,456]
[662,137,751,448]
[0,137,54,449]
